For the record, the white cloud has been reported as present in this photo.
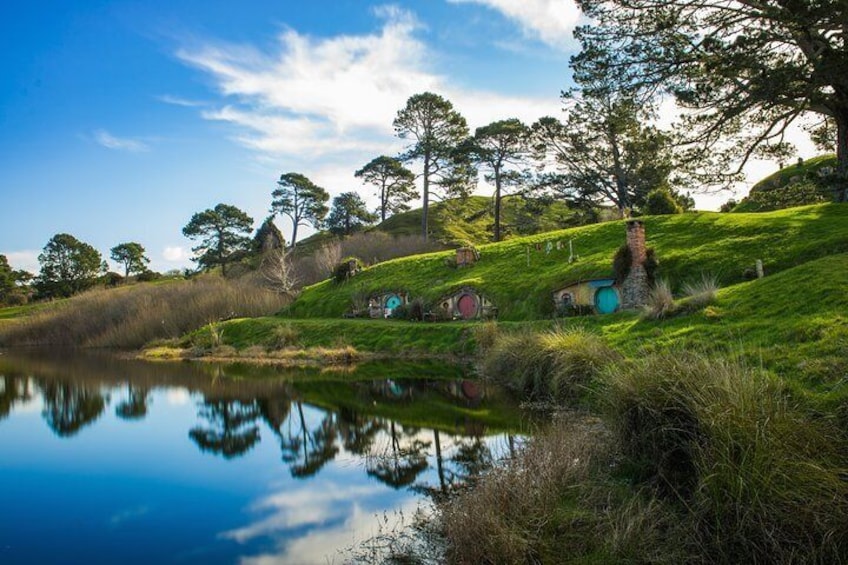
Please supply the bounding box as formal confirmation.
[447,0,582,50]
[93,129,150,153]
[163,246,191,262]
[0,250,39,273]
[174,6,560,171]
[156,94,207,107]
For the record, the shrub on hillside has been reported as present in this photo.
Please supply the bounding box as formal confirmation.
[641,279,676,320]
[333,257,364,283]
[643,188,683,215]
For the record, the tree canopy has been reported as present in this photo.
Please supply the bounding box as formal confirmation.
[272,173,330,247]
[0,255,32,305]
[572,0,848,200]
[471,118,531,241]
[531,92,675,216]
[355,156,418,223]
[35,233,104,298]
[182,203,254,276]
[326,192,377,236]
[110,242,149,279]
[394,92,470,239]
[253,216,286,254]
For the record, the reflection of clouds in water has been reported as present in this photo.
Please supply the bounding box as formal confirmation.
[235,498,424,565]
[109,505,150,527]
[165,388,190,406]
[221,483,385,543]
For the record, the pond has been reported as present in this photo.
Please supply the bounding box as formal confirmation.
[0,350,527,564]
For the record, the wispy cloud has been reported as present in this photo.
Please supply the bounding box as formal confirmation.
[446,0,582,51]
[173,5,560,171]
[93,129,150,152]
[156,94,207,108]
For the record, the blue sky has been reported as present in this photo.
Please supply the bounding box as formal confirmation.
[0,1,809,274]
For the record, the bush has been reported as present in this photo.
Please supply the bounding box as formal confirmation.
[602,353,848,562]
[136,269,161,282]
[678,274,718,312]
[643,188,683,215]
[333,257,364,283]
[266,323,299,349]
[480,328,620,405]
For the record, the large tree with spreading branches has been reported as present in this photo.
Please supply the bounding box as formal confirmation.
[355,156,418,223]
[182,204,254,276]
[393,92,470,240]
[271,173,330,248]
[531,92,675,217]
[471,119,531,241]
[572,0,848,200]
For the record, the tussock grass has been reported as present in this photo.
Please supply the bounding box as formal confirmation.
[440,415,687,564]
[0,275,289,349]
[479,327,619,405]
[641,279,676,320]
[603,353,848,563]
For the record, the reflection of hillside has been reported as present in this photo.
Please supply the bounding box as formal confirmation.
[1,350,526,491]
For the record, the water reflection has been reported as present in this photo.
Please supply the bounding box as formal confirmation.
[0,349,528,564]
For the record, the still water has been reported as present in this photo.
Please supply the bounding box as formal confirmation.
[0,350,525,564]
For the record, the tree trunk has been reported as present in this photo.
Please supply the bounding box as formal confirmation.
[837,112,848,203]
[494,166,502,242]
[381,184,387,223]
[422,150,430,241]
[291,222,299,249]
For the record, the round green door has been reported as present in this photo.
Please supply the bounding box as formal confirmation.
[594,287,619,314]
[385,294,402,310]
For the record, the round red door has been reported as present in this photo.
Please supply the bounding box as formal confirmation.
[457,294,478,319]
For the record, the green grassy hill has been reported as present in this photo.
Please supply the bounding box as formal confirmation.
[733,154,838,212]
[286,204,848,321]
[293,195,582,255]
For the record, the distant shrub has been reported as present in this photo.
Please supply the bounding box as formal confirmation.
[266,323,299,349]
[643,188,683,215]
[103,272,124,287]
[333,257,364,283]
[136,270,161,282]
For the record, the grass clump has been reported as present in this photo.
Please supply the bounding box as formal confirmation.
[479,327,619,405]
[603,353,848,563]
[641,279,676,320]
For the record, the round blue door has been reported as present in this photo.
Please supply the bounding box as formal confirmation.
[385,294,402,310]
[594,287,619,314]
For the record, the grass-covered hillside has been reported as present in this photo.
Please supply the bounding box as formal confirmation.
[294,194,581,254]
[287,204,848,321]
[733,154,838,212]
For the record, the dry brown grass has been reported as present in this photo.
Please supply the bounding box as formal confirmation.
[0,275,289,349]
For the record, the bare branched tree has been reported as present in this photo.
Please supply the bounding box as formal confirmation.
[260,247,297,297]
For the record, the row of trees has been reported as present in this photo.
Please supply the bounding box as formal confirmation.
[270,89,692,248]
[1,236,154,303]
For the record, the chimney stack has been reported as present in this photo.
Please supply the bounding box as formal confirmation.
[621,220,650,309]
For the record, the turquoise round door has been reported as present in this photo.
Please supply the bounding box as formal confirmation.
[385,294,402,310]
[594,287,619,314]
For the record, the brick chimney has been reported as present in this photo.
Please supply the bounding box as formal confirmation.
[620,220,650,309]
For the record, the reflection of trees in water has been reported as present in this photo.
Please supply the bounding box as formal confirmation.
[0,374,34,420]
[40,381,107,437]
[413,434,495,502]
[336,407,383,456]
[366,421,431,489]
[189,398,262,459]
[278,402,339,478]
[115,384,150,420]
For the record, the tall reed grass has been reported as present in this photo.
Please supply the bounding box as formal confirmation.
[0,275,289,349]
[479,327,620,405]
